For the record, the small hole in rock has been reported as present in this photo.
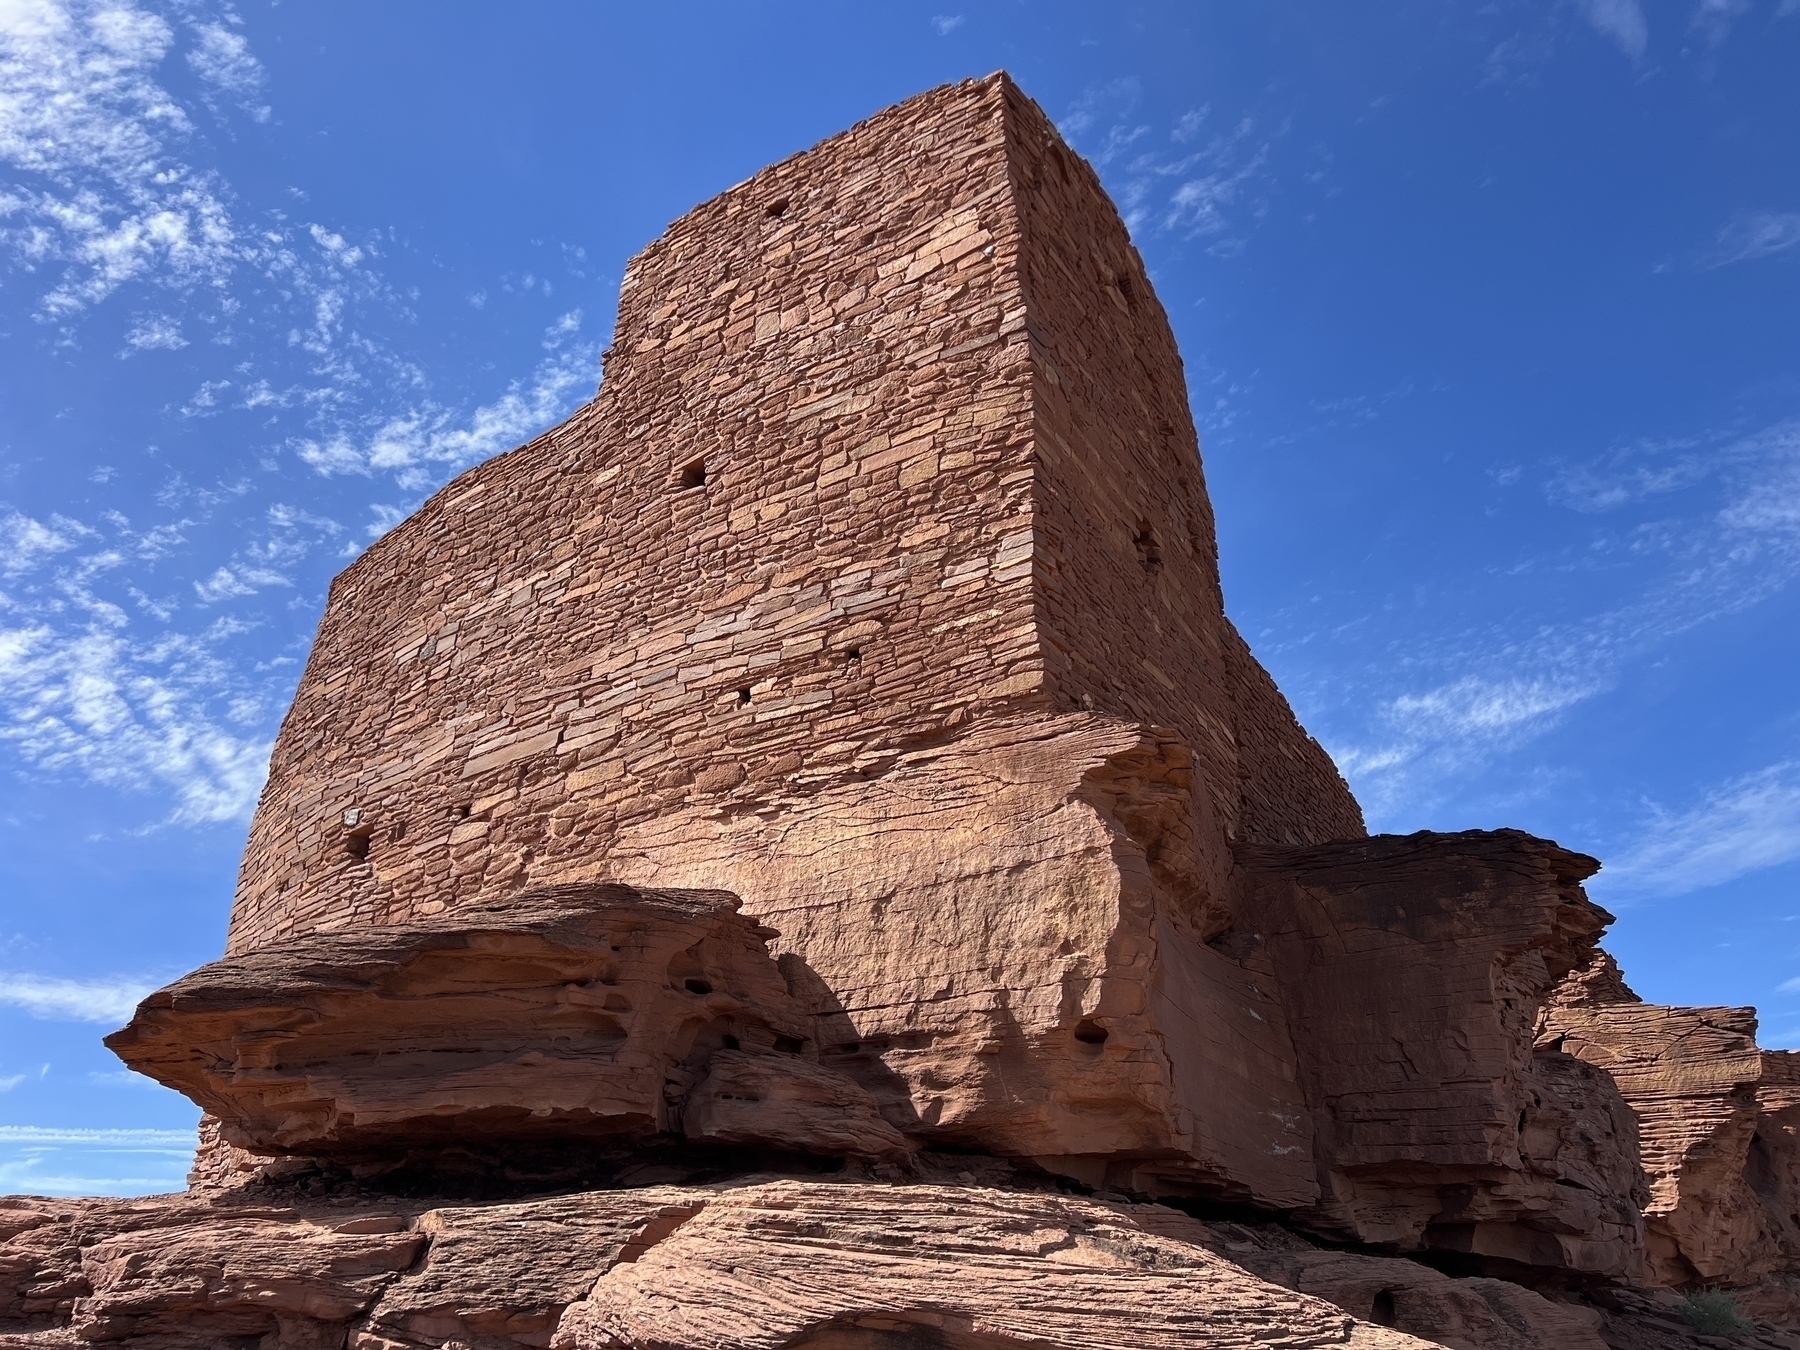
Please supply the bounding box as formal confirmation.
[678,460,706,490]
[1073,1019,1109,1045]
[344,829,372,863]
[684,978,713,996]
[736,688,752,706]
[774,1035,804,1054]
[721,1034,740,1050]
[1133,524,1163,577]
[766,198,789,218]
[1518,1109,1528,1135]
[1370,1290,1398,1327]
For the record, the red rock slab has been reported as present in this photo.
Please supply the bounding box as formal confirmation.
[552,1181,1438,1349]
[105,884,833,1159]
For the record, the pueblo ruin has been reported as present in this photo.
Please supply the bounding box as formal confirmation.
[7,73,1800,1350]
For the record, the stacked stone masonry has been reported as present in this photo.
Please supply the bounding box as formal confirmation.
[22,71,1800,1350]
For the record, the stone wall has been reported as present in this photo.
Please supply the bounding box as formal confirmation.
[228,74,1360,961]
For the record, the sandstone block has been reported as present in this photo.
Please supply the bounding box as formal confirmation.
[105,884,840,1161]
[1229,830,1645,1277]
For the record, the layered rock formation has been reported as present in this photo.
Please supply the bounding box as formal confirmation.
[13,71,1800,1350]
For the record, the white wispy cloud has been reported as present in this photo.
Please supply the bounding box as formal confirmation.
[1,508,88,574]
[123,311,185,350]
[0,971,156,1023]
[0,594,273,823]
[1060,82,1278,251]
[1323,418,1800,821]
[1706,211,1800,269]
[297,313,597,487]
[1691,0,1751,46]
[0,1073,24,1091]
[0,6,595,830]
[0,1124,191,1144]
[0,0,241,317]
[1578,0,1649,60]
[0,1123,194,1196]
[1603,761,1800,900]
[186,18,263,108]
[930,14,964,36]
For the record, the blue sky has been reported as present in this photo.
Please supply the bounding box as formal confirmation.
[1,1,1796,1195]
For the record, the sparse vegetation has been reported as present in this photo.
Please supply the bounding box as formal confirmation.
[1679,1289,1752,1337]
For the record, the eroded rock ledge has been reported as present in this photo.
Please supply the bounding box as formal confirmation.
[105,884,902,1168]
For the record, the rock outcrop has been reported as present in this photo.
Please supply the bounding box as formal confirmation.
[1231,831,1646,1278]
[1541,952,1800,1292]
[15,71,1800,1350]
[104,884,911,1168]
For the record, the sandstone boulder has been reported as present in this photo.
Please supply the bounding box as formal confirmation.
[1227,830,1645,1278]
[105,884,895,1163]
[552,1181,1434,1350]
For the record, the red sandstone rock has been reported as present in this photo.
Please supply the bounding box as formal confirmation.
[1,1183,1446,1349]
[551,1182,1432,1350]
[1542,952,1797,1287]
[106,884,858,1161]
[21,69,1800,1350]
[212,71,1358,1207]
[1229,830,1646,1278]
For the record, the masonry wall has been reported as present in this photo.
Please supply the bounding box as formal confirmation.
[1000,85,1361,856]
[229,73,1361,958]
[230,78,1045,952]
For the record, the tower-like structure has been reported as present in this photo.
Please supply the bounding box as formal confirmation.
[232,73,1356,954]
[221,72,1362,1204]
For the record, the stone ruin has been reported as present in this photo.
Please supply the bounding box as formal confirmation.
[7,72,1800,1350]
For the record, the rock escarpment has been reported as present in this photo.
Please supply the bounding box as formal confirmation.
[12,72,1800,1350]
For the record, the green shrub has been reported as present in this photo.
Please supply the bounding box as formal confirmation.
[1679,1289,1752,1337]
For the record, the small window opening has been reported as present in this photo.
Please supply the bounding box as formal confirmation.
[1116,274,1136,308]
[1133,524,1163,577]
[1518,1109,1529,1135]
[721,1034,740,1050]
[774,1035,804,1054]
[1370,1290,1398,1327]
[736,688,752,706]
[344,827,373,863]
[389,820,407,843]
[452,803,472,819]
[684,978,713,996]
[678,460,707,490]
[1073,1019,1109,1045]
[766,198,789,219]
[845,647,862,663]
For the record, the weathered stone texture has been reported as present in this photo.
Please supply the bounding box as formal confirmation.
[107,885,826,1160]
[1541,952,1800,1288]
[0,1184,1436,1350]
[226,72,1356,970]
[1227,831,1646,1278]
[29,69,1800,1350]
